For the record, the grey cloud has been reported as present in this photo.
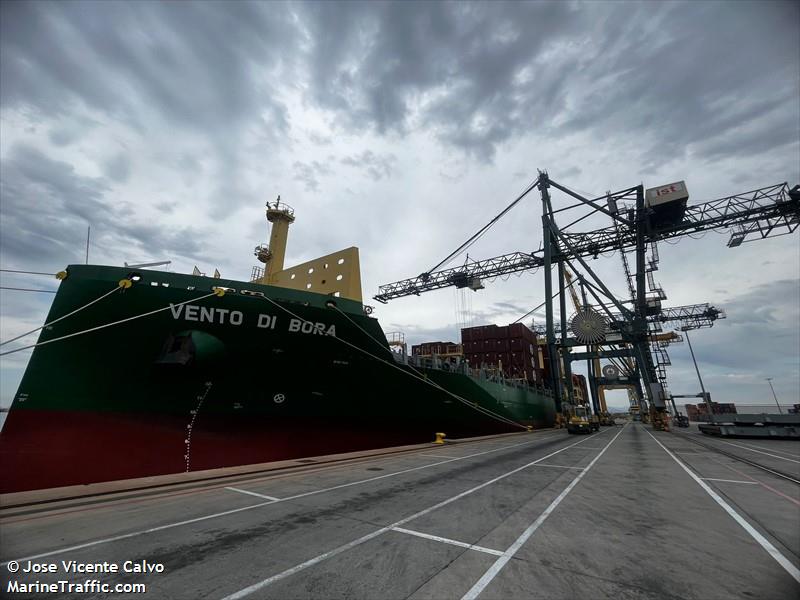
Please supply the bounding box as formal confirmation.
[489,301,530,314]
[0,144,211,269]
[4,2,796,168]
[308,132,333,146]
[1,2,294,128]
[297,1,798,164]
[340,150,397,181]
[1,1,296,213]
[155,201,178,214]
[293,160,331,192]
[104,153,131,183]
[676,279,798,374]
[47,115,98,146]
[300,1,582,160]
[559,166,582,180]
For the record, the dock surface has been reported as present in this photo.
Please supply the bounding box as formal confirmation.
[2,423,798,599]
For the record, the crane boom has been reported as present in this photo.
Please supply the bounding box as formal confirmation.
[375,182,798,303]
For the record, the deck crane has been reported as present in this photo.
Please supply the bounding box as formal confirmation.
[376,175,799,427]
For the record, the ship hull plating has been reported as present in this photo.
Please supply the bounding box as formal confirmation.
[0,265,555,493]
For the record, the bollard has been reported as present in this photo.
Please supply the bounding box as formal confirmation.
[527,425,533,432]
[434,432,446,444]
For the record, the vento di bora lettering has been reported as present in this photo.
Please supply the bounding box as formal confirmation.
[169,304,336,336]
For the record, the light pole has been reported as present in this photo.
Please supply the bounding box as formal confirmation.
[682,328,713,422]
[765,378,782,414]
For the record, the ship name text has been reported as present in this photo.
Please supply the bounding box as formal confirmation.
[169,304,336,336]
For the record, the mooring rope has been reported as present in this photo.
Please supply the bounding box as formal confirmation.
[0,269,58,276]
[0,291,220,357]
[0,283,123,348]
[259,295,529,431]
[0,287,58,294]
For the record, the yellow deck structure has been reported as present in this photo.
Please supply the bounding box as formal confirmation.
[253,198,363,303]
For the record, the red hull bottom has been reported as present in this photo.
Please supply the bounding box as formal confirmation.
[0,410,514,493]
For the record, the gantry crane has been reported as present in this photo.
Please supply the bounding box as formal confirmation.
[375,175,798,427]
[375,182,798,303]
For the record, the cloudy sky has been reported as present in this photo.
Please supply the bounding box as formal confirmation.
[1,1,798,412]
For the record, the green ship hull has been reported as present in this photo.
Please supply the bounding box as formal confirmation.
[0,265,555,492]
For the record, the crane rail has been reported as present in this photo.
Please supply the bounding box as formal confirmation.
[677,431,800,485]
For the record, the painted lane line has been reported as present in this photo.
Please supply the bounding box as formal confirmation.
[220,432,607,600]
[278,436,562,502]
[731,441,800,459]
[390,527,504,556]
[1,434,559,566]
[714,439,800,464]
[0,499,278,568]
[225,487,281,502]
[699,478,758,485]
[705,455,800,507]
[532,464,584,470]
[418,453,463,458]
[645,428,800,585]
[460,424,628,600]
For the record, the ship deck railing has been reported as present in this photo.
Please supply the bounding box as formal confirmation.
[394,353,552,397]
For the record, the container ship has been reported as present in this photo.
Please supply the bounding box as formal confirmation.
[0,200,556,493]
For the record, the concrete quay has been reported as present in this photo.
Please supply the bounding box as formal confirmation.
[1,423,798,599]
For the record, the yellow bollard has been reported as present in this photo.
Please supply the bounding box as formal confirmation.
[527,425,533,432]
[434,432,446,444]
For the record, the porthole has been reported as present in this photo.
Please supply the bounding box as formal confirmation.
[336,274,343,281]
[308,267,314,274]
[306,283,312,289]
[337,258,344,265]
[290,274,296,280]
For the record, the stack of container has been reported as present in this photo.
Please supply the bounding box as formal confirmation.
[410,341,462,357]
[685,402,737,421]
[461,323,542,383]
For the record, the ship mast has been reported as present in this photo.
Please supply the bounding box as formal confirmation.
[255,196,296,283]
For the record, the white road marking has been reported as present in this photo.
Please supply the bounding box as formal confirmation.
[418,453,462,458]
[460,424,627,600]
[1,434,560,566]
[730,441,800,459]
[220,431,610,600]
[532,464,584,470]
[714,439,800,464]
[225,487,280,501]
[699,478,758,485]
[646,428,800,584]
[390,527,504,556]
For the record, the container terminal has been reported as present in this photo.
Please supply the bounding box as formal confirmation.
[1,174,799,599]
[2,3,799,597]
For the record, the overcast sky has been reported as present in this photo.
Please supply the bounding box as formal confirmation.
[1,1,798,412]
